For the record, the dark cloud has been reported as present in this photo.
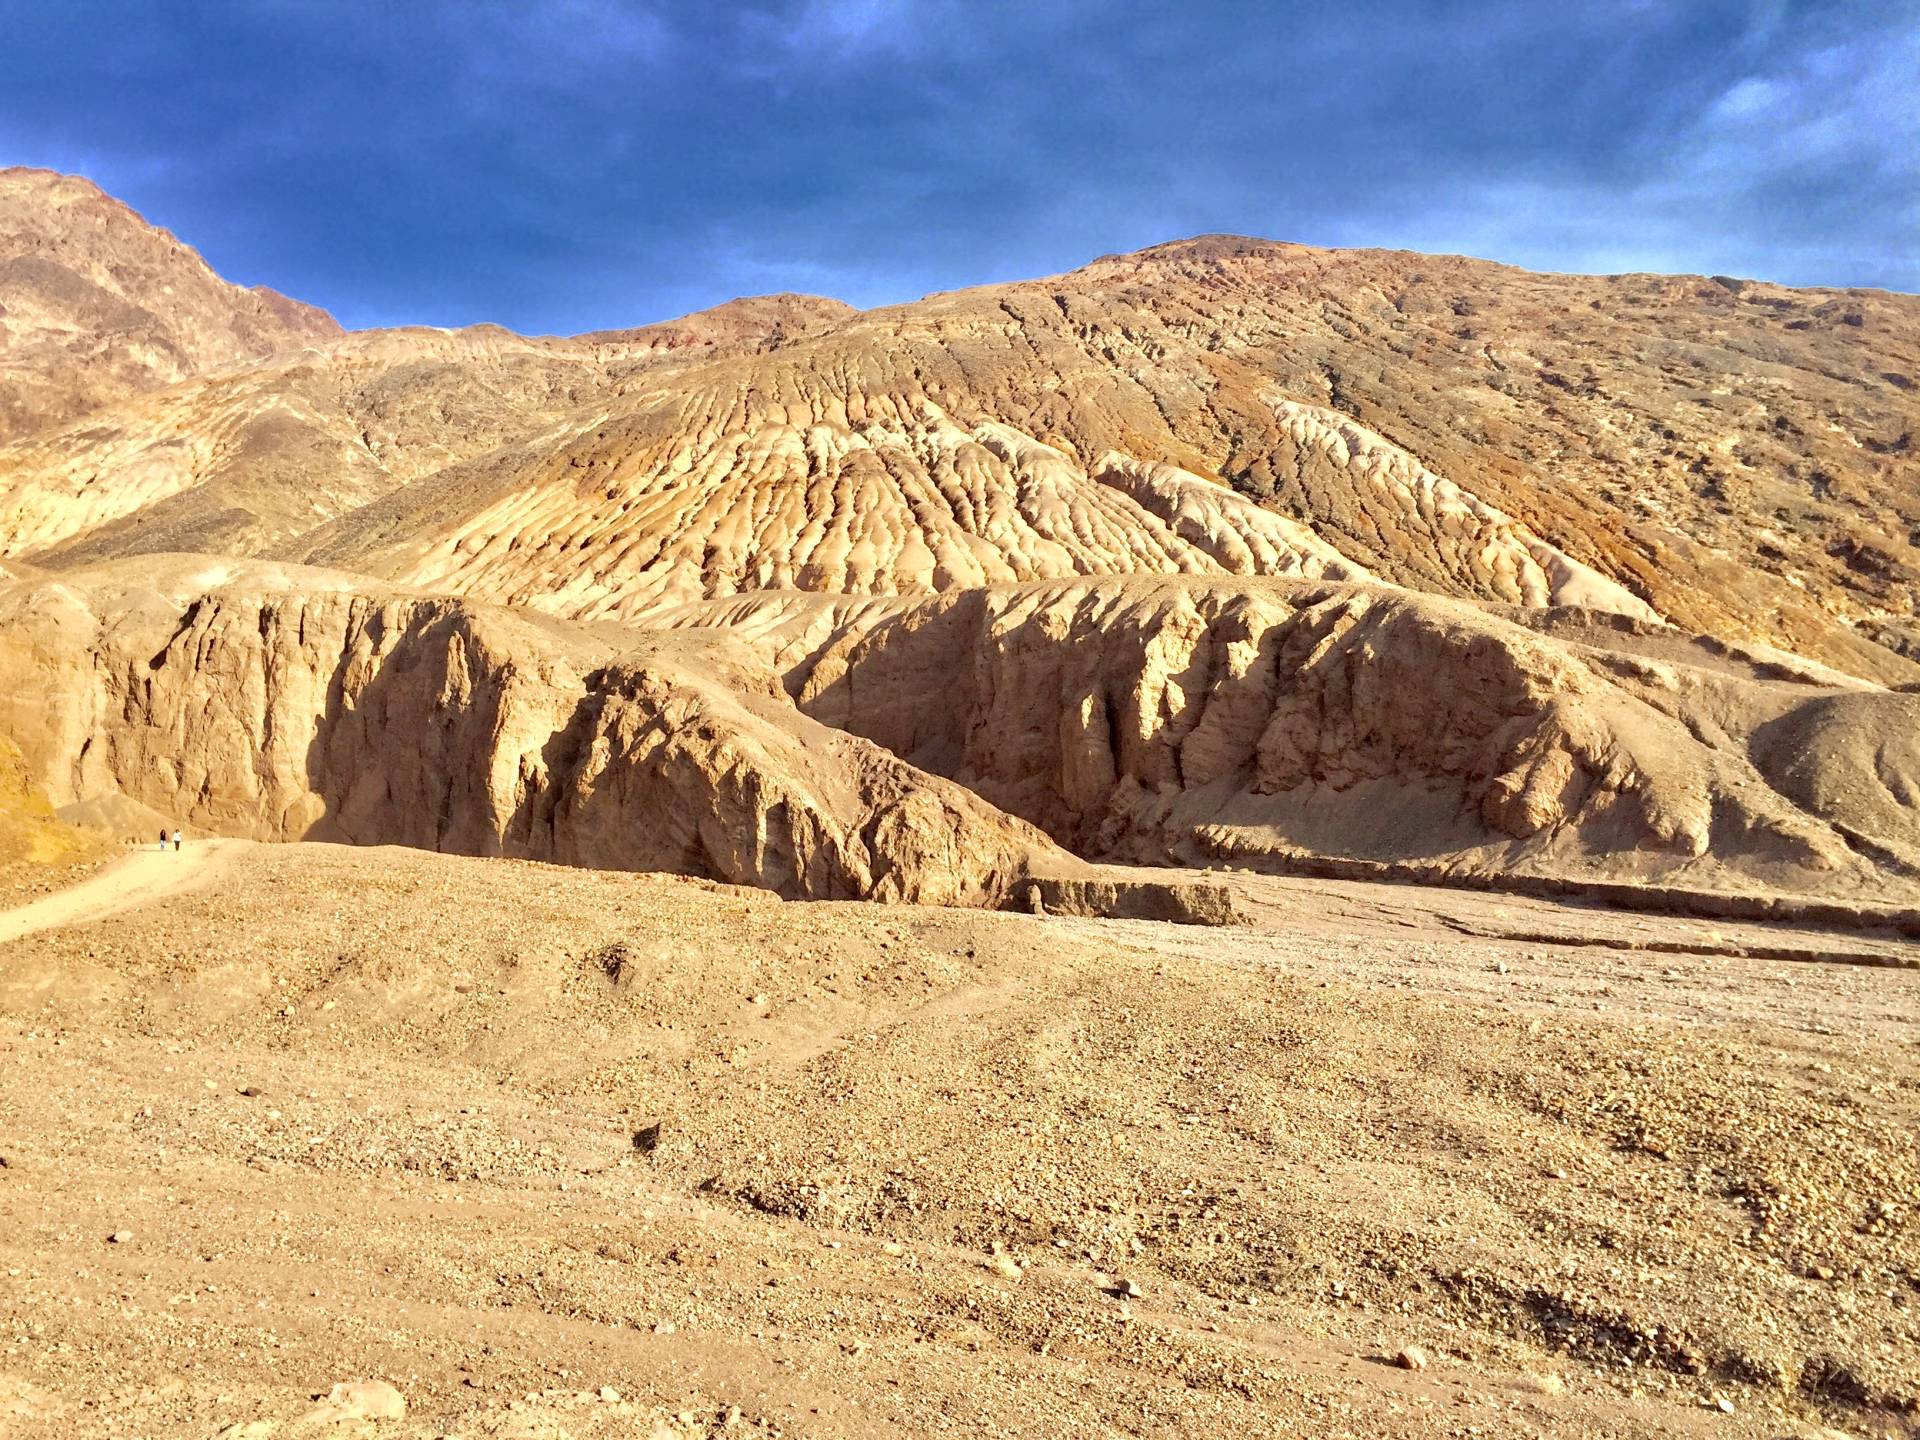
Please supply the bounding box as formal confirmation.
[2,0,1912,331]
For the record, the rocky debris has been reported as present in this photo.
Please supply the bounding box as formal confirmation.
[1,840,1916,1437]
[301,1380,405,1424]
[1017,875,1239,925]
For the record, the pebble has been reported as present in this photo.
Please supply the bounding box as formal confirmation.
[598,1386,620,1403]
[1115,1277,1142,1298]
[988,1254,1023,1281]
[108,1230,133,1245]
[1393,1346,1429,1371]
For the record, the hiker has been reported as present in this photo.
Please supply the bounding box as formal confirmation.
[172,829,183,852]
[157,828,168,853]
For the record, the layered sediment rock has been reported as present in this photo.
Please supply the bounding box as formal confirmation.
[698,578,1917,897]
[0,563,1056,903]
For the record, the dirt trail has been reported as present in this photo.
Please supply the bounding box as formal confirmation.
[0,837,249,944]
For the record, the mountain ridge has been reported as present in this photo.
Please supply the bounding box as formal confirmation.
[0,170,1915,907]
[0,166,341,440]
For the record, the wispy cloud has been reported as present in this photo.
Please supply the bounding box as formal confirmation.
[1681,20,1920,182]
[454,0,674,82]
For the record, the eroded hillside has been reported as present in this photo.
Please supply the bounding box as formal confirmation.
[2,215,1913,682]
[5,558,1915,908]
[0,559,1055,904]
[0,174,1915,906]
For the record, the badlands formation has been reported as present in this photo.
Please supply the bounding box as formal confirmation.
[0,170,1917,906]
[0,170,1917,1438]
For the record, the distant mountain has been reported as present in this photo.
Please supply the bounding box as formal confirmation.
[0,167,340,441]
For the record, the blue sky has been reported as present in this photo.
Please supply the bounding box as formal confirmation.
[4,0,1915,332]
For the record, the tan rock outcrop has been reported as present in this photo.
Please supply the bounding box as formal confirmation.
[716,577,1906,897]
[0,561,1058,903]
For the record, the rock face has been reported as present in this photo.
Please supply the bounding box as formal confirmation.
[5,559,1914,904]
[0,730,98,866]
[680,578,1918,898]
[0,560,1057,904]
[0,168,339,441]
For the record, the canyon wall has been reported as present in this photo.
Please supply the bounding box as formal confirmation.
[0,564,1059,904]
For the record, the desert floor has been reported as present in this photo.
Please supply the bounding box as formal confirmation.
[1,842,1915,1438]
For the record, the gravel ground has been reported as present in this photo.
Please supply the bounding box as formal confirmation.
[1,842,1915,1439]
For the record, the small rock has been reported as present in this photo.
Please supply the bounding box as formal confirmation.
[988,1254,1023,1281]
[1704,1393,1734,1413]
[304,1380,405,1424]
[1393,1346,1429,1371]
[108,1230,133,1245]
[1493,961,1509,975]
[597,1385,620,1403]
[1114,1277,1142,1298]
[652,1320,677,1335]
[749,993,768,1006]
[238,1085,264,1098]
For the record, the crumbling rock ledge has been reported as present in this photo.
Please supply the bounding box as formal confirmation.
[1014,873,1241,926]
